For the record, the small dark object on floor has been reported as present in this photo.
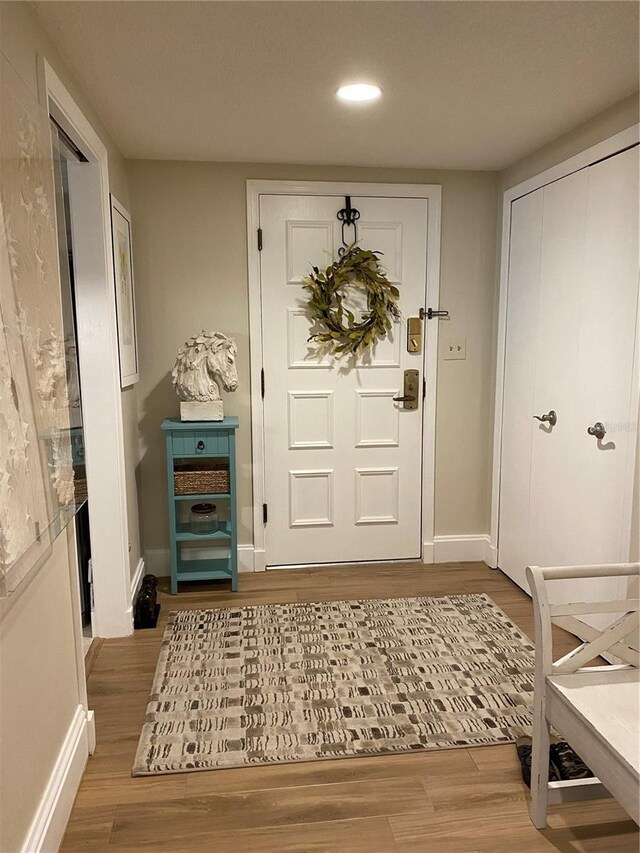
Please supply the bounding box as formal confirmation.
[550,740,595,782]
[515,736,594,787]
[134,574,161,629]
[516,736,558,787]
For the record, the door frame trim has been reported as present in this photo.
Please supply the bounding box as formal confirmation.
[246,180,442,570]
[490,124,640,570]
[40,59,132,636]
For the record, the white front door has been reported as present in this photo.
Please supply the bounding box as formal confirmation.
[259,193,429,567]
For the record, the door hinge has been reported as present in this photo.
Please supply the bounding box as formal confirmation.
[257,227,263,251]
[263,503,268,524]
[260,368,265,399]
[423,377,426,399]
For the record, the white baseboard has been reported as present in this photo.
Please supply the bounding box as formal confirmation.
[21,704,91,853]
[238,545,255,573]
[119,558,146,636]
[147,539,496,573]
[86,709,96,754]
[144,546,255,577]
[253,548,266,572]
[484,539,498,568]
[130,557,145,604]
[432,534,493,564]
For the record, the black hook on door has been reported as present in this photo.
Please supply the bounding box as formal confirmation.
[337,196,360,255]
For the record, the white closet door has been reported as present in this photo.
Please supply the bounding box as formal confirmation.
[498,190,543,586]
[499,146,639,595]
[576,147,639,563]
[528,169,588,571]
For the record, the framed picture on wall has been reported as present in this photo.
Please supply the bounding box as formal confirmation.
[110,195,139,387]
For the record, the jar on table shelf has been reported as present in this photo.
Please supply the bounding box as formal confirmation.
[189,502,218,535]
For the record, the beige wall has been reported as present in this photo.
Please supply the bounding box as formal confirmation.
[0,533,79,853]
[0,4,140,848]
[0,1,142,579]
[501,93,639,190]
[127,161,499,556]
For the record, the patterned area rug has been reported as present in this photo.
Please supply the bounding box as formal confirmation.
[132,594,535,776]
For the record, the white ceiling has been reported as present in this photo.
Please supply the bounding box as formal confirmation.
[35,1,639,170]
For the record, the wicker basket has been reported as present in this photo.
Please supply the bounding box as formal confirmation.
[74,478,89,503]
[174,462,230,495]
[74,465,88,503]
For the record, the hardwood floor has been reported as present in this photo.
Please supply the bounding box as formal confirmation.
[61,562,639,852]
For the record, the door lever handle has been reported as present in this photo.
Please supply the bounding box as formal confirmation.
[394,369,419,410]
[533,410,557,426]
[587,422,606,440]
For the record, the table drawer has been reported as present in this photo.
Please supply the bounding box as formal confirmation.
[171,430,229,457]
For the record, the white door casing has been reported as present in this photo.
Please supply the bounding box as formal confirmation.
[498,145,639,608]
[42,60,132,637]
[247,182,442,570]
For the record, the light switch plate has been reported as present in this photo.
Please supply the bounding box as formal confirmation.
[443,337,466,360]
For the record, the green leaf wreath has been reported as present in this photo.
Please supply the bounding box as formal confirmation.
[302,245,400,358]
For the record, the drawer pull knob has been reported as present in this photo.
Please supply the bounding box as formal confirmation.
[196,440,205,451]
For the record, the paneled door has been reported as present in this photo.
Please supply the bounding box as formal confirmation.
[499,146,639,596]
[259,194,429,566]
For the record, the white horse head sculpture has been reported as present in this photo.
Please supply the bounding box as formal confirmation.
[172,331,239,402]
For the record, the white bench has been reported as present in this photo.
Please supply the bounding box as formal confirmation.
[526,562,640,829]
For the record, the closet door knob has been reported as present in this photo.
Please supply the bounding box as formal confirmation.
[533,410,557,427]
[587,422,606,440]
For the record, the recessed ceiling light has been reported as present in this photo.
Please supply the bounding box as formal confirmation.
[336,83,382,103]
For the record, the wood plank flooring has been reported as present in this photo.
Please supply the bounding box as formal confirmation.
[61,562,639,852]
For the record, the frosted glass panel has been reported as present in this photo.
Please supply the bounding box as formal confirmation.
[0,57,81,596]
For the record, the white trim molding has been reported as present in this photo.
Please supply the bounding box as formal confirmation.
[21,705,91,853]
[40,59,132,638]
[246,180,442,571]
[130,557,146,604]
[490,124,640,573]
[484,538,498,569]
[431,534,494,564]
[147,540,497,572]
[237,545,255,574]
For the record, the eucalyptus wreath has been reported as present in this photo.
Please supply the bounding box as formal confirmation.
[302,245,400,358]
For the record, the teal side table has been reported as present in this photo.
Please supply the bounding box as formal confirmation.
[161,417,239,594]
